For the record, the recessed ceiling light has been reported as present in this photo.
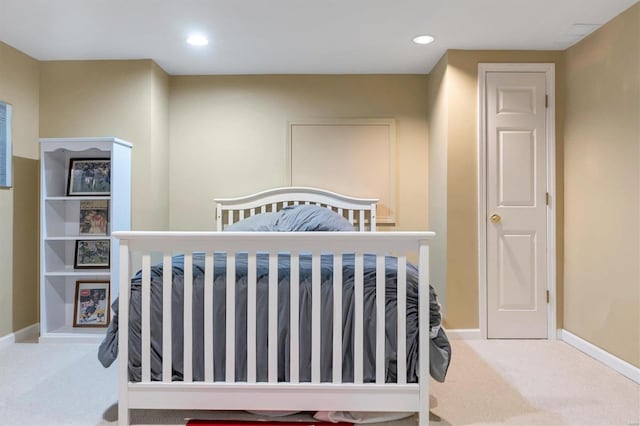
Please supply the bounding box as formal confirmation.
[413,35,435,45]
[186,34,209,46]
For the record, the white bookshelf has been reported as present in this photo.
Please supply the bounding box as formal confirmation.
[39,137,131,343]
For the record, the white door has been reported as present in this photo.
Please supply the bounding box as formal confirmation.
[486,71,548,338]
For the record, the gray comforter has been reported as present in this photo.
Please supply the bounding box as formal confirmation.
[98,251,451,383]
[98,205,450,383]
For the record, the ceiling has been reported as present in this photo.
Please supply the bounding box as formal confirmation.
[0,0,637,75]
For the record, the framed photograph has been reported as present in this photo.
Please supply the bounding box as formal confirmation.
[74,239,110,269]
[67,158,111,196]
[0,101,12,188]
[73,280,110,327]
[79,200,108,235]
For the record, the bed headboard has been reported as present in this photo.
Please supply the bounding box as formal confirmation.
[215,186,378,232]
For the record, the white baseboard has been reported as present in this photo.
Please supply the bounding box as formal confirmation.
[446,328,481,340]
[560,329,640,384]
[0,323,39,351]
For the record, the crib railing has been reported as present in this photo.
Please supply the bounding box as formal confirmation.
[113,231,434,426]
[215,187,379,231]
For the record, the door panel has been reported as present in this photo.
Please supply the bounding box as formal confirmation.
[486,72,547,339]
[499,130,535,206]
[498,232,536,310]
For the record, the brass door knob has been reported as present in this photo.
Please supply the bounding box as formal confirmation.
[490,214,501,224]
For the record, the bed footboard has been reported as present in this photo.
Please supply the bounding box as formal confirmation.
[113,231,434,426]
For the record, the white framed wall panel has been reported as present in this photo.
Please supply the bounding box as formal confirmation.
[288,119,396,224]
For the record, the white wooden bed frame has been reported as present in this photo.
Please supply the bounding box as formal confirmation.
[215,186,379,231]
[114,187,433,426]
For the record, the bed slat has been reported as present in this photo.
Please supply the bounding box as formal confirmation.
[332,254,343,384]
[311,253,321,383]
[397,256,407,384]
[183,253,193,383]
[162,253,172,383]
[204,253,214,382]
[226,253,236,382]
[117,241,130,426]
[247,252,257,383]
[376,254,385,384]
[290,253,300,383]
[418,245,430,425]
[141,254,151,383]
[268,253,278,383]
[354,253,364,384]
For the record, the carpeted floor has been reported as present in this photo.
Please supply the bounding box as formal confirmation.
[184,422,354,426]
[0,338,638,425]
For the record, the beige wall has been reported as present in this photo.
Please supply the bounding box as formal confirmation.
[12,157,39,331]
[39,60,170,231]
[427,50,565,328]
[0,41,40,338]
[169,75,429,231]
[563,3,640,367]
[426,54,449,310]
[150,62,170,229]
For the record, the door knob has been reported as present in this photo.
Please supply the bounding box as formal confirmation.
[490,214,501,224]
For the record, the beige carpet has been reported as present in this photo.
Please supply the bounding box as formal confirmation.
[429,340,639,425]
[0,338,638,425]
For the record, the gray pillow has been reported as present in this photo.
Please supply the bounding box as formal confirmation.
[224,211,279,231]
[276,205,355,231]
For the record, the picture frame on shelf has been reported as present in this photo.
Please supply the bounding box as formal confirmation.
[67,158,111,196]
[74,239,110,269]
[73,280,110,327]
[79,200,108,235]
